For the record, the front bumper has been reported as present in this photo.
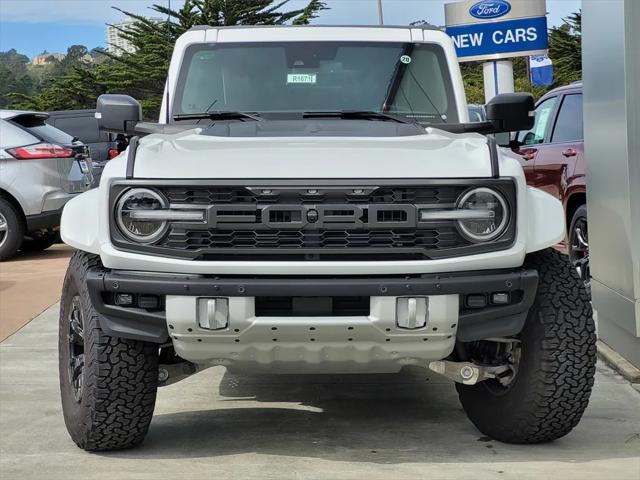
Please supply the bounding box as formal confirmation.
[25,207,64,231]
[86,267,538,371]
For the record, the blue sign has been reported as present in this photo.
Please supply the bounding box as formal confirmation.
[446,16,548,59]
[469,1,511,20]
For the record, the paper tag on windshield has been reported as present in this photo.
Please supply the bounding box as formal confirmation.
[287,73,317,84]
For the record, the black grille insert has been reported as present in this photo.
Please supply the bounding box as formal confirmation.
[162,185,465,205]
[255,296,370,316]
[161,227,464,251]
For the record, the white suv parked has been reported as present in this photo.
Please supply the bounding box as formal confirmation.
[58,25,596,451]
[0,111,93,260]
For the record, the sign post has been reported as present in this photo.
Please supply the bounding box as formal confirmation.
[444,0,548,103]
[482,60,514,102]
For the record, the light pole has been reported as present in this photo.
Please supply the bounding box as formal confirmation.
[377,0,384,25]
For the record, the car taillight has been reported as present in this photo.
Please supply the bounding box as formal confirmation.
[108,148,119,159]
[7,143,74,160]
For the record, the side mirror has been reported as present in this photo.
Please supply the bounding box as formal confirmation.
[486,93,535,133]
[96,94,142,134]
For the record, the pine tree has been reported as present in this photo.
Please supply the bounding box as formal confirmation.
[0,50,34,108]
[548,12,581,85]
[9,0,326,116]
[103,0,327,117]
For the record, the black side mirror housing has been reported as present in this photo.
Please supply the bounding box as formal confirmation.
[96,94,142,134]
[486,93,535,133]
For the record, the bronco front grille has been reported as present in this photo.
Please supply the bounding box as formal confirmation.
[162,185,463,205]
[109,180,517,261]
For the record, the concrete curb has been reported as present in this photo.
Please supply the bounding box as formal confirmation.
[597,340,640,383]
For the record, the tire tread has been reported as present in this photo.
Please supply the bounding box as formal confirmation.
[457,248,597,443]
[60,251,158,451]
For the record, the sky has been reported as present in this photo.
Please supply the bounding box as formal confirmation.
[0,0,581,58]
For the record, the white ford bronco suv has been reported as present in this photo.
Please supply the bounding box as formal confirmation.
[58,25,596,451]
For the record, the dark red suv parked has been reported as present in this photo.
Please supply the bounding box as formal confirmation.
[510,82,589,285]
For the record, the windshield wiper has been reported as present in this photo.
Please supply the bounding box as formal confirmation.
[302,110,412,124]
[173,111,262,122]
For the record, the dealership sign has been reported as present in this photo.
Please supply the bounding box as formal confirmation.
[469,0,511,19]
[445,0,548,62]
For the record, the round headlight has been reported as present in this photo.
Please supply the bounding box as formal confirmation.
[456,187,509,242]
[115,188,168,243]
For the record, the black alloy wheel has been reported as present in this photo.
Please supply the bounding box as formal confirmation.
[67,295,85,402]
[568,205,590,290]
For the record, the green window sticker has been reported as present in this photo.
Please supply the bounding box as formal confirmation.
[287,73,317,84]
[197,51,215,60]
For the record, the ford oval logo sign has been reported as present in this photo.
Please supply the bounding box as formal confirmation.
[469,1,512,19]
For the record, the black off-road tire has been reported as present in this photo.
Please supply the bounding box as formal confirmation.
[59,251,159,451]
[457,248,596,444]
[20,232,58,253]
[0,198,24,261]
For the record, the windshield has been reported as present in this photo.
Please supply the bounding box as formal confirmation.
[172,42,458,125]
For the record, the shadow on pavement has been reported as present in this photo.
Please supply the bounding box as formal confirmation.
[8,244,74,263]
[101,366,640,465]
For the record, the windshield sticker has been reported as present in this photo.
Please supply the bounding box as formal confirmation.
[400,55,412,64]
[196,52,215,60]
[287,73,317,84]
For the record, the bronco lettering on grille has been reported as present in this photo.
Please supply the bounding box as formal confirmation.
[208,204,416,230]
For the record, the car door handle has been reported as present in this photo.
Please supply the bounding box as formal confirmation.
[562,148,578,157]
[522,150,537,161]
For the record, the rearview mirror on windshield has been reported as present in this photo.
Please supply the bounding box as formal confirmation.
[96,94,142,135]
[486,93,535,133]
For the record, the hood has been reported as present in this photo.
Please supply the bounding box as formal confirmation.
[131,128,493,179]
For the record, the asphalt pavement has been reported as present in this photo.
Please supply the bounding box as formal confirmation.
[1,303,639,480]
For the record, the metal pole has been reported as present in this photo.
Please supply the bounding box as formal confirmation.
[377,0,384,25]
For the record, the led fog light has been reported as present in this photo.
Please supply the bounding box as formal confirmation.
[491,292,511,305]
[114,293,134,306]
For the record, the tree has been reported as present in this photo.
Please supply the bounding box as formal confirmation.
[548,12,581,85]
[7,44,103,111]
[9,67,105,111]
[103,0,327,118]
[8,0,326,116]
[0,50,34,108]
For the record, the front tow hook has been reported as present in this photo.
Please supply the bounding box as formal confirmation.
[428,360,512,385]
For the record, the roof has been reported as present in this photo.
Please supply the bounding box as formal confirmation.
[188,23,440,32]
[546,82,583,95]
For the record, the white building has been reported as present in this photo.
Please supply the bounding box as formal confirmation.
[106,18,162,56]
[106,19,136,55]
